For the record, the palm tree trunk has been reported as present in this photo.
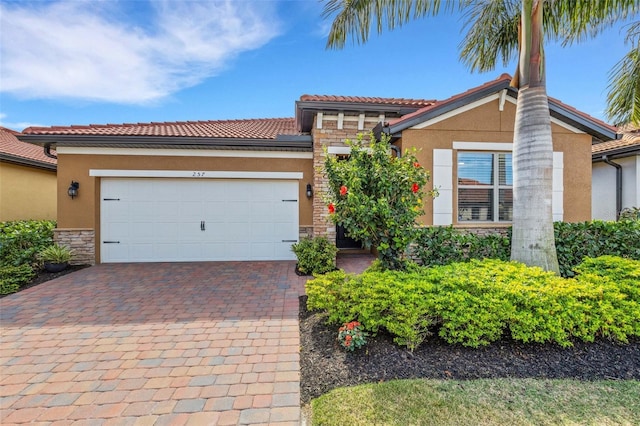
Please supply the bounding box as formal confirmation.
[511,85,560,274]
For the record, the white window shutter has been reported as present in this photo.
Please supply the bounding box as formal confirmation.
[433,149,453,225]
[553,152,564,221]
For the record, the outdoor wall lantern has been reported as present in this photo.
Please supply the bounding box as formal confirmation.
[68,181,80,199]
[306,183,313,198]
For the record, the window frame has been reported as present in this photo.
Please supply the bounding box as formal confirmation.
[457,151,513,223]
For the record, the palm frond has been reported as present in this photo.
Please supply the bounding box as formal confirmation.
[459,0,520,72]
[606,42,640,125]
[323,0,457,49]
[550,0,640,45]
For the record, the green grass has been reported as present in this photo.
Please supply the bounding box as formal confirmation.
[310,378,640,425]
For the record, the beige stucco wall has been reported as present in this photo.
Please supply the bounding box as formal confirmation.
[399,98,592,226]
[0,161,57,221]
[56,153,313,263]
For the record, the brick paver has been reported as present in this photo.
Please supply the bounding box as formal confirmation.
[1,261,310,425]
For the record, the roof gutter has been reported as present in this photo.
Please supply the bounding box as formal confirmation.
[602,155,623,220]
[44,143,57,160]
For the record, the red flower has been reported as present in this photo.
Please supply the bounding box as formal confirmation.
[347,322,354,330]
[340,185,348,196]
[412,183,420,193]
[345,335,352,341]
[414,162,420,168]
[328,203,335,214]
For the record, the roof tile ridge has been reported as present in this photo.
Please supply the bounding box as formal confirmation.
[0,126,21,135]
[388,74,513,125]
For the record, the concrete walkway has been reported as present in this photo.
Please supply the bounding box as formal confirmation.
[1,262,308,425]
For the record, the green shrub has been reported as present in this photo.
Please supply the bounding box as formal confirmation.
[414,222,639,278]
[292,236,338,275]
[0,220,56,267]
[413,226,510,267]
[620,207,640,221]
[306,256,640,350]
[555,221,640,277]
[0,264,35,295]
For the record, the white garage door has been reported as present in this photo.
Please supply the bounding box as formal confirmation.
[100,178,299,262]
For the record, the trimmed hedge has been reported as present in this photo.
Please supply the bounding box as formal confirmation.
[306,256,640,350]
[414,220,640,277]
[0,264,35,295]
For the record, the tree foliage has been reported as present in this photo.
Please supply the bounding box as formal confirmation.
[324,132,435,270]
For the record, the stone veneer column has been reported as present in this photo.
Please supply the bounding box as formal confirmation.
[54,229,95,265]
[311,113,382,241]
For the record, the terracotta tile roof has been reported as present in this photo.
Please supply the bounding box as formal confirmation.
[22,118,299,139]
[592,123,640,154]
[0,127,56,166]
[299,94,435,108]
[388,74,513,126]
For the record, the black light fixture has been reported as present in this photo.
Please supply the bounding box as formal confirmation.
[306,183,313,198]
[68,181,79,199]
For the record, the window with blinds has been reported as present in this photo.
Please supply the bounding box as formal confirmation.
[457,152,513,222]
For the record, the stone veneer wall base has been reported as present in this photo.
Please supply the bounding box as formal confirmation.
[54,229,95,265]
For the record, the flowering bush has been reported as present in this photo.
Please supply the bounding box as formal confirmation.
[337,321,367,351]
[324,132,436,270]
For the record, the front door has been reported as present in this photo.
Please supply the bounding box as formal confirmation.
[336,224,362,249]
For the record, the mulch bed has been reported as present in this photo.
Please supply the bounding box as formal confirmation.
[1,264,89,299]
[299,295,640,404]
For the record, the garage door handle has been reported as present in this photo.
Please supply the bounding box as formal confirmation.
[103,241,120,244]
[201,221,205,231]
[282,240,298,243]
[282,199,297,202]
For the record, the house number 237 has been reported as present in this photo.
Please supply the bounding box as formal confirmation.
[192,172,206,177]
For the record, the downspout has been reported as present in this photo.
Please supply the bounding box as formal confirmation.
[390,145,401,158]
[602,155,622,220]
[43,144,57,160]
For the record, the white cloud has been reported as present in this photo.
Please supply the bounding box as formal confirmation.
[0,0,280,104]
[0,113,45,131]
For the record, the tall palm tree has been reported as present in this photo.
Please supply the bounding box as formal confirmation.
[322,0,639,273]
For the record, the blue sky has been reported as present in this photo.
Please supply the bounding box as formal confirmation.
[0,0,635,131]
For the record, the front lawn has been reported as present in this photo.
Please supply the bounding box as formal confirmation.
[311,378,640,425]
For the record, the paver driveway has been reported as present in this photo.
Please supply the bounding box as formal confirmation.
[1,262,307,425]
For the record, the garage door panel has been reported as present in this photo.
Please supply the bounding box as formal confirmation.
[101,178,298,262]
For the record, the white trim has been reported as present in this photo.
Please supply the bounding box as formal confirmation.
[552,152,564,221]
[411,94,500,129]
[432,149,453,225]
[327,146,352,155]
[550,117,586,134]
[337,112,344,130]
[89,170,304,179]
[358,113,365,130]
[453,142,513,151]
[56,146,313,159]
[499,89,507,111]
[317,112,323,129]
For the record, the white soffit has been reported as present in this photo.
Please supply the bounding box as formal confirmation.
[56,147,313,159]
[89,170,304,179]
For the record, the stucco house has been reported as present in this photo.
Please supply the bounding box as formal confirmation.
[0,126,57,221]
[18,74,618,265]
[592,124,640,220]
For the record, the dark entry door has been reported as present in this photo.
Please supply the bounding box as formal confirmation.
[336,224,362,249]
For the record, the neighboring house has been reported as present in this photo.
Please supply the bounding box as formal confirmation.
[592,123,640,220]
[0,126,57,222]
[19,74,618,265]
